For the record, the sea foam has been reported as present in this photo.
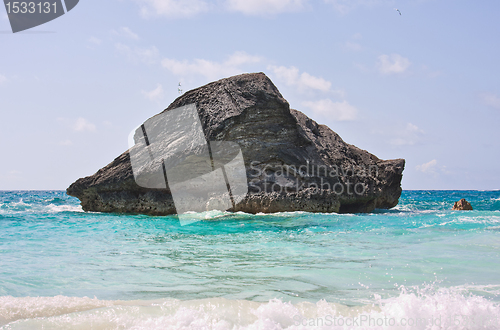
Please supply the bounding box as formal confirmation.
[1,286,499,329]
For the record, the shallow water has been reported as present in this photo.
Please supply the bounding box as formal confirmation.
[1,190,499,329]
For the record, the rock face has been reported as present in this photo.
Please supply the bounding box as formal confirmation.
[452,198,473,211]
[67,73,405,215]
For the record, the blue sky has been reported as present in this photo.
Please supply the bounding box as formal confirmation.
[1,0,499,190]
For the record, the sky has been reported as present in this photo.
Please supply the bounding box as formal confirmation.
[0,0,499,190]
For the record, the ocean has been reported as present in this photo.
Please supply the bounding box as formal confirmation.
[1,190,499,329]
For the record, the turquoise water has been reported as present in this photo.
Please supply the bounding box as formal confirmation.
[1,190,500,329]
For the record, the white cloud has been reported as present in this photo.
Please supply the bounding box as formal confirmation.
[142,84,164,101]
[480,93,500,110]
[134,0,309,17]
[421,65,442,78]
[353,62,369,72]
[325,0,388,14]
[161,51,262,81]
[416,159,438,174]
[303,99,358,121]
[135,46,160,64]
[343,41,363,51]
[88,36,102,45]
[389,123,424,146]
[59,139,73,146]
[115,43,160,64]
[113,27,139,40]
[325,0,354,14]
[135,0,209,18]
[0,74,6,85]
[130,0,395,18]
[267,65,332,93]
[377,54,411,74]
[73,118,96,132]
[226,0,309,15]
[59,117,96,132]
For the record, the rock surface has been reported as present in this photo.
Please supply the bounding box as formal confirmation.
[67,73,405,215]
[452,198,473,211]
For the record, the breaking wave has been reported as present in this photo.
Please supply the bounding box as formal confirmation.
[1,285,500,329]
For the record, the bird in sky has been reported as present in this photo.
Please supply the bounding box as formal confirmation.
[395,8,401,15]
[178,82,183,94]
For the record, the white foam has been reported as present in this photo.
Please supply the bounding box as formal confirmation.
[45,203,84,213]
[452,215,500,225]
[391,205,438,215]
[1,286,499,329]
[0,201,83,214]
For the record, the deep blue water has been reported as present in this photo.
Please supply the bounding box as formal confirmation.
[1,190,500,329]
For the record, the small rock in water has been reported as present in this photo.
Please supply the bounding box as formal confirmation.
[452,198,473,210]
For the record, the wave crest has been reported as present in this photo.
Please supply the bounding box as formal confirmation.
[2,286,499,329]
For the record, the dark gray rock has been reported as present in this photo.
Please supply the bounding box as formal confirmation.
[67,72,405,215]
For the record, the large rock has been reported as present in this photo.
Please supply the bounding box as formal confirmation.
[67,73,405,215]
